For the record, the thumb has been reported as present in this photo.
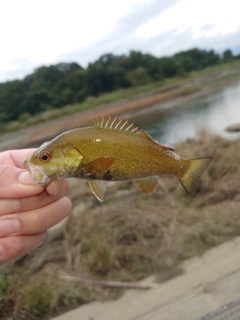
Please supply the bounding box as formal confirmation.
[0,165,44,199]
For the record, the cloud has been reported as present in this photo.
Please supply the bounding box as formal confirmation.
[1,0,240,82]
[199,24,216,33]
[57,0,178,65]
[0,58,39,83]
[59,21,240,70]
[56,0,240,67]
[114,0,178,35]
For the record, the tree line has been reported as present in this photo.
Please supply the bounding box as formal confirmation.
[0,48,238,123]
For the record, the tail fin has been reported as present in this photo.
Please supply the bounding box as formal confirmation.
[178,157,212,194]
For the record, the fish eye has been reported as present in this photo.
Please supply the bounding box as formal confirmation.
[39,152,51,162]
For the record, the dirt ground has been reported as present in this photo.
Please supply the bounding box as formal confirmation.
[53,235,240,320]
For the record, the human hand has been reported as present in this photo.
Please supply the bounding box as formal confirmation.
[0,149,72,263]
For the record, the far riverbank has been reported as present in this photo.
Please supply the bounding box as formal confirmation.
[0,63,240,152]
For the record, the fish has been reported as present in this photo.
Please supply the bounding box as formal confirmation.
[23,116,212,201]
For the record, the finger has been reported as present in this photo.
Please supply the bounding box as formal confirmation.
[0,150,69,197]
[46,178,68,196]
[0,197,72,236]
[0,165,44,198]
[12,149,36,168]
[0,179,69,216]
[0,232,46,264]
[0,149,36,168]
[1,150,68,197]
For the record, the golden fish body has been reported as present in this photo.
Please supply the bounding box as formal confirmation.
[24,116,212,201]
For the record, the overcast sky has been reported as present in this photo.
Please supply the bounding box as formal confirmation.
[0,0,240,82]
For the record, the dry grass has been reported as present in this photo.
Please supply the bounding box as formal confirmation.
[1,132,240,319]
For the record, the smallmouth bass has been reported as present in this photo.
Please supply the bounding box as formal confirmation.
[24,116,212,201]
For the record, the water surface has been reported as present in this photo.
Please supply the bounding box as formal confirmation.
[137,82,240,145]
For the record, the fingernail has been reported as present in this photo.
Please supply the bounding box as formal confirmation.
[19,172,36,186]
[0,244,5,257]
[0,219,20,236]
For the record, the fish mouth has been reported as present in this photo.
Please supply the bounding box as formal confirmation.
[23,158,53,187]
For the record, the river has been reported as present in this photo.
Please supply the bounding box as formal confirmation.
[137,81,240,146]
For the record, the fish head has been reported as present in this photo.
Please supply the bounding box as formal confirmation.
[23,142,83,186]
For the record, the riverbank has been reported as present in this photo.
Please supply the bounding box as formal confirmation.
[1,62,240,152]
[1,64,240,319]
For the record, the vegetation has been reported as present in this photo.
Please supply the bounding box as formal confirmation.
[0,47,240,319]
[0,48,239,127]
[0,132,240,319]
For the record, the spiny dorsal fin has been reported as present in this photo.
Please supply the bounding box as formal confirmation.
[94,116,141,135]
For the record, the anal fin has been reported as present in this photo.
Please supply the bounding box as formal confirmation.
[133,176,158,194]
[88,180,107,201]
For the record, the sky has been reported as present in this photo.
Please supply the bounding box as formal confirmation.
[0,0,240,82]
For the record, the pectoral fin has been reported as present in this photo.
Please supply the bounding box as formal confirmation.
[133,176,159,194]
[65,148,83,170]
[83,157,115,177]
[88,180,107,201]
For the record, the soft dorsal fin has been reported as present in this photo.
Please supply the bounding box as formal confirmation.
[162,144,175,151]
[94,116,141,135]
[136,129,155,141]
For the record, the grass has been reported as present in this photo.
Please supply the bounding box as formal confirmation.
[0,272,92,319]
[1,131,240,319]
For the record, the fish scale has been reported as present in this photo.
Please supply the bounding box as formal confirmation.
[23,116,212,201]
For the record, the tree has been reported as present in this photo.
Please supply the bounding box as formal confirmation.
[86,54,129,96]
[0,80,25,121]
[173,48,220,72]
[0,47,236,126]
[127,67,150,86]
[223,49,233,62]
[157,57,179,78]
